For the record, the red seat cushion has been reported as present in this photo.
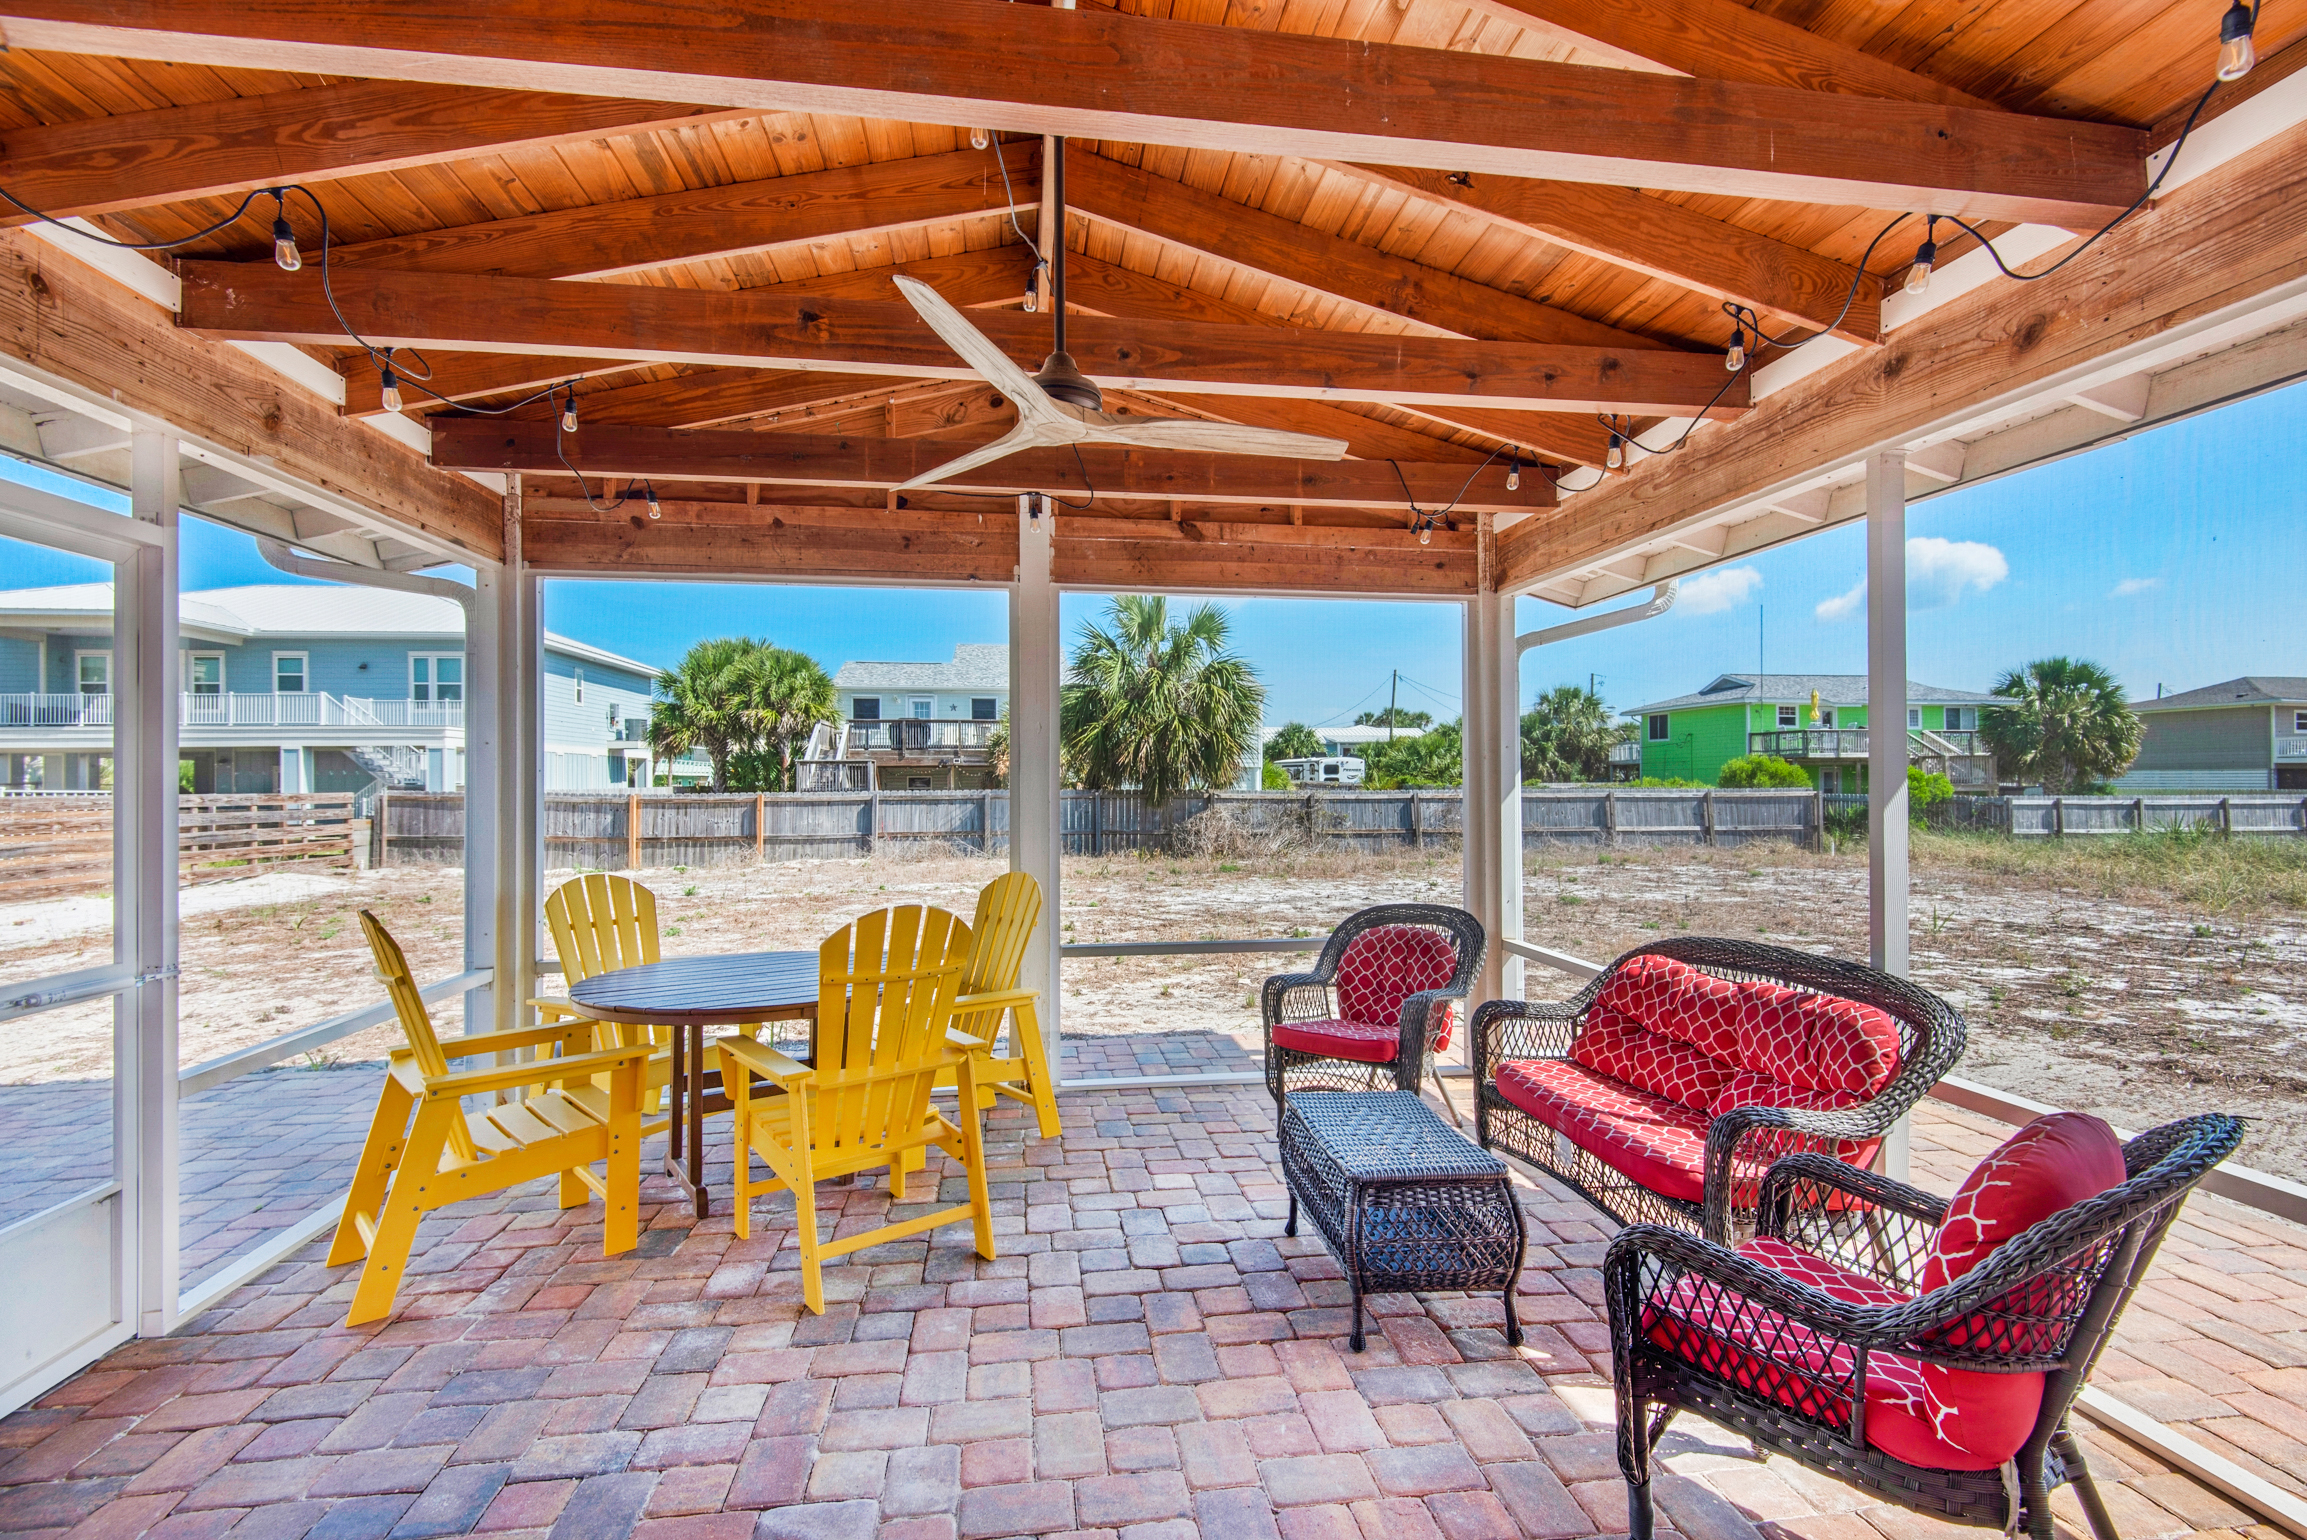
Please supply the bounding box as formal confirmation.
[1644,1237,2043,1473]
[1271,1017,1402,1064]
[1569,1009,1737,1112]
[1722,976,1903,1099]
[1333,924,1462,1051]
[1494,1058,1712,1204]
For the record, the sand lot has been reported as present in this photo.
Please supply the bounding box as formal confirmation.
[5,834,2299,1171]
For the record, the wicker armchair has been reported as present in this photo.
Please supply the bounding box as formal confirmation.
[1471,937,1966,1242]
[1262,904,1486,1122]
[1604,1113,2243,1540]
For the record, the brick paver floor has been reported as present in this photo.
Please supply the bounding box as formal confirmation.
[0,1079,2291,1540]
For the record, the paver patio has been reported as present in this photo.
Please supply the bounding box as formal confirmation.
[0,1075,2294,1540]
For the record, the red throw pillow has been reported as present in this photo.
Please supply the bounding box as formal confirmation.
[1334,925,1459,1033]
[1922,1112,2128,1292]
[1570,1009,1737,1111]
[1591,953,1743,1062]
[1727,978,1903,1099]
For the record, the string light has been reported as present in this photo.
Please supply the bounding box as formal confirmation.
[560,392,580,434]
[1417,520,1431,545]
[1724,316,1746,372]
[1024,261,1047,314]
[646,484,662,520]
[1606,433,1624,470]
[1904,217,1937,297]
[971,127,991,150]
[1505,458,1520,492]
[378,350,402,414]
[270,191,302,272]
[2219,0,2258,81]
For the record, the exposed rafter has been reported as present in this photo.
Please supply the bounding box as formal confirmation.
[1,0,2146,223]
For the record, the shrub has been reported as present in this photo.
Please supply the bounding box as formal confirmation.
[1907,766,1955,820]
[1261,761,1290,790]
[1718,754,1812,789]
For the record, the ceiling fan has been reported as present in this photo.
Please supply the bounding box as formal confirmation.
[890,136,1349,491]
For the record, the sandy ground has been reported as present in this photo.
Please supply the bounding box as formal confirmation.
[4,838,2300,1171]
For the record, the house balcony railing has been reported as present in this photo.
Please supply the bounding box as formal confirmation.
[1748,727,1986,760]
[0,691,466,732]
[2278,736,2307,761]
[848,718,997,753]
[1609,741,1643,765]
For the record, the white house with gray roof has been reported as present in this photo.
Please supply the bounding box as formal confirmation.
[830,644,1007,789]
[2124,677,2307,791]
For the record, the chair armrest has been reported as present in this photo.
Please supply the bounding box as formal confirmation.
[529,998,584,1019]
[956,988,1036,1013]
[945,1029,993,1054]
[442,1023,597,1058]
[422,1043,651,1101]
[1604,1222,1896,1348]
[1470,998,1581,1087]
[1752,1152,1947,1295]
[718,1034,813,1085]
[1700,1100,1917,1243]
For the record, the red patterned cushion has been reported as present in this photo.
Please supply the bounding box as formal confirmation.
[1723,978,1902,1098]
[1335,925,1461,1051]
[1569,1009,1737,1112]
[1591,953,1743,1061]
[1494,1058,1712,1203]
[1923,1113,2126,1292]
[1271,1017,1401,1064]
[1709,1071,1883,1172]
[1645,1237,2043,1473]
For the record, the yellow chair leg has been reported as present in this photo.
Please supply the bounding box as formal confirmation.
[732,1126,753,1243]
[346,1103,452,1326]
[1011,1000,1062,1139]
[603,1071,641,1256]
[958,1058,998,1261]
[792,1172,825,1316]
[329,1076,414,1267]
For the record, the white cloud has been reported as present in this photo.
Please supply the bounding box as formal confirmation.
[1815,538,2010,622]
[1815,579,1867,622]
[2109,576,2161,599]
[1907,537,2009,610]
[1676,566,1762,616]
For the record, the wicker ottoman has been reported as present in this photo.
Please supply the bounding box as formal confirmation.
[1279,1090,1528,1352]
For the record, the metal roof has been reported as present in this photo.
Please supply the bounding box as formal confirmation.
[2134,677,2307,710]
[833,644,1009,693]
[1628,673,2001,716]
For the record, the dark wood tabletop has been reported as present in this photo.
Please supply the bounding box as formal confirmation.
[566,950,820,1026]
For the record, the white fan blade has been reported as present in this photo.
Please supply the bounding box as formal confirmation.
[896,421,1064,490]
[1088,416,1350,461]
[892,274,1053,417]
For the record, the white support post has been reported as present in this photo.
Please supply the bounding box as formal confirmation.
[1010,494,1064,1060]
[1461,562,1523,1008]
[465,478,542,1034]
[1866,449,1912,1180]
[123,428,179,1333]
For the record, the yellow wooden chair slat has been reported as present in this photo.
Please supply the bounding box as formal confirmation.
[327,910,648,1325]
[726,904,997,1315]
[930,872,1060,1141]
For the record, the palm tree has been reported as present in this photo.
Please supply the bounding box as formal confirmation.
[1062,595,1265,804]
[1981,657,2143,793]
[1264,722,1323,762]
[648,637,758,792]
[1521,684,1627,782]
[739,644,840,792]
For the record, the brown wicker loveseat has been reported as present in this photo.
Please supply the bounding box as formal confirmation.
[1471,937,1966,1241]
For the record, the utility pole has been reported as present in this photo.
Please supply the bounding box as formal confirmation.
[1759,607,1765,679]
[1388,670,1399,744]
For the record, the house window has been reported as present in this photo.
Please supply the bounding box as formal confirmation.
[972,697,998,721]
[853,697,880,721]
[1646,713,1669,741]
[1776,705,1798,728]
[410,654,463,702]
[75,652,110,696]
[2295,710,2306,734]
[185,654,224,695]
[1908,707,1922,729]
[911,697,933,720]
[1946,706,1972,731]
[1817,707,1835,728]
[272,652,308,694]
[574,667,584,705]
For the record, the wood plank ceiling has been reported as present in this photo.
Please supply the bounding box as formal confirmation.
[0,0,2289,593]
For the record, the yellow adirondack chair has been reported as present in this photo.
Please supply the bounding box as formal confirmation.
[536,873,677,1135]
[329,911,650,1326]
[944,871,1060,1136]
[722,905,997,1315]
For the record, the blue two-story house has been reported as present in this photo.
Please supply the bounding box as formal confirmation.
[0,584,673,795]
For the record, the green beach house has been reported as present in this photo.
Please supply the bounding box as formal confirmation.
[1624,674,2000,791]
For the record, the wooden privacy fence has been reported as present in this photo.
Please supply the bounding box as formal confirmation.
[1929,793,2307,837]
[375,787,1822,869]
[0,792,358,900]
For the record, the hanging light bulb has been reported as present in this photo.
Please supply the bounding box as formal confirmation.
[1024,261,1047,314]
[646,486,662,520]
[1417,521,1431,546]
[1725,336,1746,373]
[270,192,302,272]
[1606,433,1624,471]
[971,127,991,150]
[1505,459,1520,492]
[2218,0,2258,81]
[560,394,579,434]
[1905,219,1938,297]
[378,352,402,414]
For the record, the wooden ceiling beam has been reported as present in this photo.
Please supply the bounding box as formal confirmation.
[177,259,1748,415]
[1457,0,1998,111]
[1495,118,2307,591]
[1140,394,1484,464]
[1341,163,1885,346]
[2,0,2145,224]
[1065,151,1663,352]
[342,353,642,416]
[431,420,1553,512]
[0,79,757,226]
[523,499,1019,584]
[329,142,1037,281]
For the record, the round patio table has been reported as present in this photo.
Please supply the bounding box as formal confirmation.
[567,951,818,1218]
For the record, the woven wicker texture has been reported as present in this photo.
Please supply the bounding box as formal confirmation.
[1602,1113,2244,1540]
[1472,937,1967,1241]
[1263,904,1486,1118]
[1279,1090,1525,1353]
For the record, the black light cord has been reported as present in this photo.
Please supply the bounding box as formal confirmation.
[0,183,274,250]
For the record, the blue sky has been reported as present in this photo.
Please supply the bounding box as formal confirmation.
[4,377,2301,725]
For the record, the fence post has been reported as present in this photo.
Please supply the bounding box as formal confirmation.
[2133,796,2144,834]
[1604,789,1618,847]
[1812,788,1824,852]
[982,791,994,856]
[1702,789,1715,847]
[626,792,641,871]
[2220,796,2232,836]
[754,792,765,861]
[1410,792,1423,850]
[867,781,880,858]
[1091,794,1104,857]
[376,792,390,867]
[2052,797,2065,837]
